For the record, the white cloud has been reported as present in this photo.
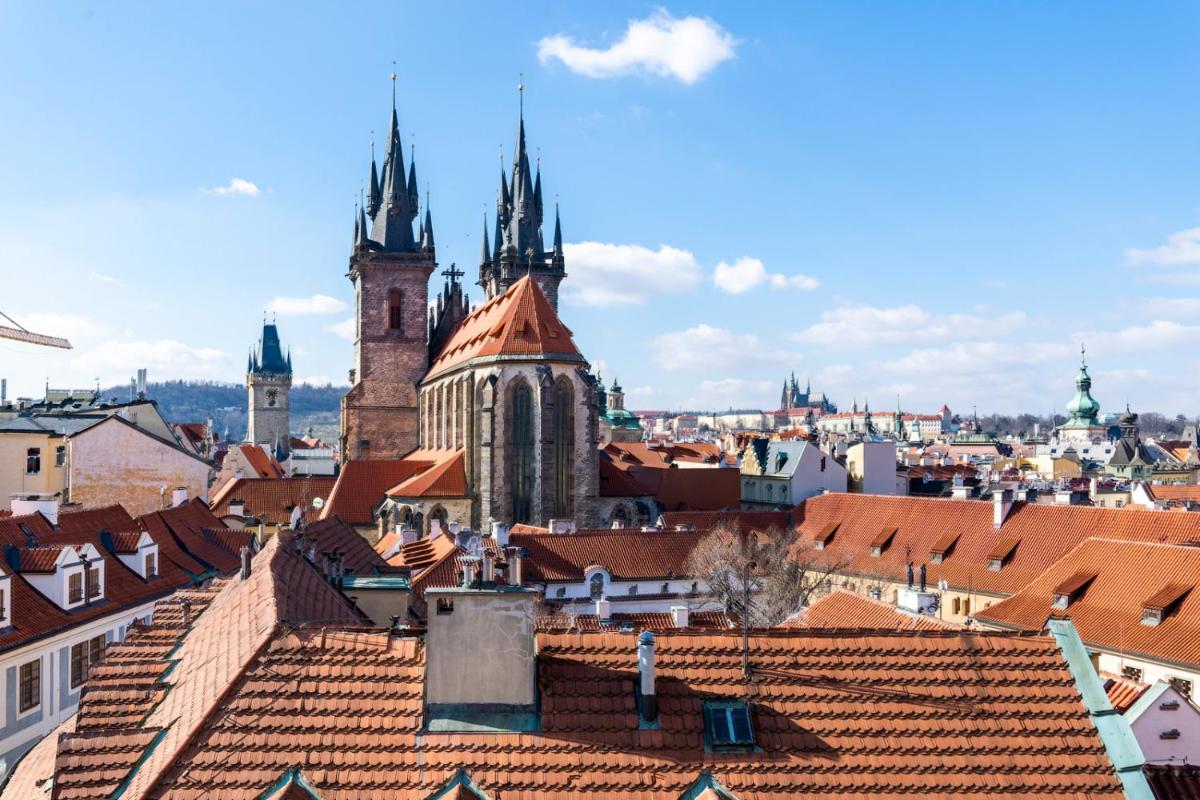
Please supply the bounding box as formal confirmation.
[562,242,702,306]
[324,317,356,341]
[625,385,655,399]
[684,378,776,409]
[537,10,736,84]
[1125,226,1200,267]
[266,294,348,315]
[1078,320,1200,353]
[70,339,231,382]
[793,304,1026,349]
[1141,297,1200,317]
[713,257,820,294]
[87,271,122,286]
[203,178,260,197]
[651,324,794,371]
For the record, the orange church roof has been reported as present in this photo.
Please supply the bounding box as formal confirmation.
[426,275,583,378]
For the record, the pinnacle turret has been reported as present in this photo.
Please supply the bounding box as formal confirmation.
[552,203,562,254]
[480,213,491,265]
[361,92,420,253]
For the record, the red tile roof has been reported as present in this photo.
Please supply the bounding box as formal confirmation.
[298,515,392,576]
[1145,764,1200,800]
[385,449,467,497]
[16,615,1128,799]
[660,509,793,532]
[511,529,704,581]
[321,459,432,525]
[236,442,285,478]
[1100,672,1150,713]
[138,500,243,576]
[794,493,1200,597]
[389,531,458,572]
[976,537,1200,669]
[604,441,726,468]
[209,476,337,525]
[427,275,582,378]
[786,588,959,631]
[599,449,741,510]
[1141,483,1200,503]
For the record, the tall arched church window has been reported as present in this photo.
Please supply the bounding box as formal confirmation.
[387,288,403,331]
[553,378,575,517]
[509,381,535,524]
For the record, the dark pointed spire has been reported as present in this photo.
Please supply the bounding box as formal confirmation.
[357,202,368,248]
[552,202,562,254]
[407,142,419,212]
[367,138,381,216]
[480,212,491,265]
[352,202,361,252]
[422,191,435,249]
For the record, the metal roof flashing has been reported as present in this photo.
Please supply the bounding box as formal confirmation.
[1047,618,1154,800]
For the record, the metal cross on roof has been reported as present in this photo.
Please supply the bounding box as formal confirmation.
[442,263,464,282]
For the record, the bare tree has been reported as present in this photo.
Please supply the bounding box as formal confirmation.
[685,522,847,627]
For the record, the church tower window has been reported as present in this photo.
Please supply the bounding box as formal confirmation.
[509,381,535,524]
[553,378,575,517]
[387,288,403,331]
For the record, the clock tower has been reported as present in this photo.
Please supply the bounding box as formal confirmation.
[246,319,292,452]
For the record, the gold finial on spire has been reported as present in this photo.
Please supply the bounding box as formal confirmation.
[391,60,397,109]
[518,72,524,119]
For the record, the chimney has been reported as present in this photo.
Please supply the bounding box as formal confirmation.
[481,551,495,583]
[919,563,927,593]
[1,378,6,404]
[424,583,537,726]
[180,598,192,627]
[458,555,480,587]
[256,521,265,548]
[507,546,526,586]
[638,631,658,723]
[993,487,1015,528]
[596,598,612,623]
[239,546,251,580]
[670,605,689,628]
[548,519,577,535]
[229,499,245,518]
[492,520,510,547]
[136,368,147,400]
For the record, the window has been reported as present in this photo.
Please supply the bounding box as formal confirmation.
[55,445,66,467]
[0,588,6,624]
[86,565,101,599]
[387,288,403,331]
[508,381,534,524]
[628,585,638,596]
[553,380,575,517]
[703,701,755,748]
[589,573,604,600]
[70,635,106,689]
[555,586,566,598]
[661,582,670,594]
[68,571,84,604]
[1122,666,1144,683]
[144,552,158,579]
[26,448,40,475]
[18,659,40,713]
[1170,677,1193,698]
[435,597,454,615]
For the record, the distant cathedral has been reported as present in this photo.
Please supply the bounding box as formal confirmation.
[779,372,837,413]
[339,80,598,530]
[246,320,292,455]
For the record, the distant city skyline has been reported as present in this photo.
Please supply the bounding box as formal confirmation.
[2,2,1199,414]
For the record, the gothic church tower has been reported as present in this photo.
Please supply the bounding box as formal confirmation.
[246,320,292,449]
[340,80,438,460]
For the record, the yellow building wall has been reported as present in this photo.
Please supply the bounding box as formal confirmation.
[0,432,66,507]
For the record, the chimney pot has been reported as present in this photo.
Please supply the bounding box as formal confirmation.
[239,546,251,580]
[180,598,192,627]
[670,605,689,628]
[596,598,612,623]
[638,631,658,723]
[482,551,495,583]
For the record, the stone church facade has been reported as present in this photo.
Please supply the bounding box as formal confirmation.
[339,85,599,530]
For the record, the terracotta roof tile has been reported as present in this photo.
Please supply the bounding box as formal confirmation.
[786,589,960,631]
[794,493,1200,597]
[427,275,582,378]
[298,516,391,576]
[321,459,433,525]
[385,449,467,497]
[1145,764,1200,800]
[512,529,704,582]
[660,510,793,532]
[209,477,337,526]
[976,537,1200,669]
[1100,672,1150,713]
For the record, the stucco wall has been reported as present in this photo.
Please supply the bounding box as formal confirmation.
[0,432,65,506]
[68,419,209,517]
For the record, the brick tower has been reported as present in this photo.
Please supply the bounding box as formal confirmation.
[246,320,292,448]
[340,83,437,460]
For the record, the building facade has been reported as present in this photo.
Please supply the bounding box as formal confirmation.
[245,321,292,451]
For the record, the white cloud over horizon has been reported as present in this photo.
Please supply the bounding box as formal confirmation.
[537,10,736,84]
[713,256,819,294]
[651,324,794,371]
[203,178,260,197]
[562,241,702,306]
[1125,226,1200,267]
[324,317,356,341]
[793,304,1027,348]
[266,294,348,315]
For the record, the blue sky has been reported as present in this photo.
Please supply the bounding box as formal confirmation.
[2,2,1200,415]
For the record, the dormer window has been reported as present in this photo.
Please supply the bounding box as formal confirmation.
[68,571,84,604]
[1142,584,1191,627]
[930,532,959,565]
[144,552,158,578]
[813,522,838,550]
[870,527,897,557]
[1052,572,1097,610]
[987,537,1020,571]
[86,564,101,599]
[703,701,755,749]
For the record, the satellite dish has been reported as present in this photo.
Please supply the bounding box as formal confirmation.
[312,497,325,510]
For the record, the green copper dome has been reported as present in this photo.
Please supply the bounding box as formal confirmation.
[1063,348,1101,428]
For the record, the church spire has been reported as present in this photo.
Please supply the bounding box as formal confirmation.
[422,191,435,249]
[552,202,562,254]
[407,142,419,214]
[480,212,491,265]
[367,72,418,252]
[367,138,381,216]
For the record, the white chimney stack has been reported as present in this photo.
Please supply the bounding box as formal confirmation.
[229,499,245,518]
[239,546,251,580]
[670,605,690,628]
[596,598,612,623]
[993,487,1015,528]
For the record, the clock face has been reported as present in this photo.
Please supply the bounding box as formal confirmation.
[266,388,278,407]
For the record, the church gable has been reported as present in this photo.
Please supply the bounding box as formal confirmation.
[427,276,583,379]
